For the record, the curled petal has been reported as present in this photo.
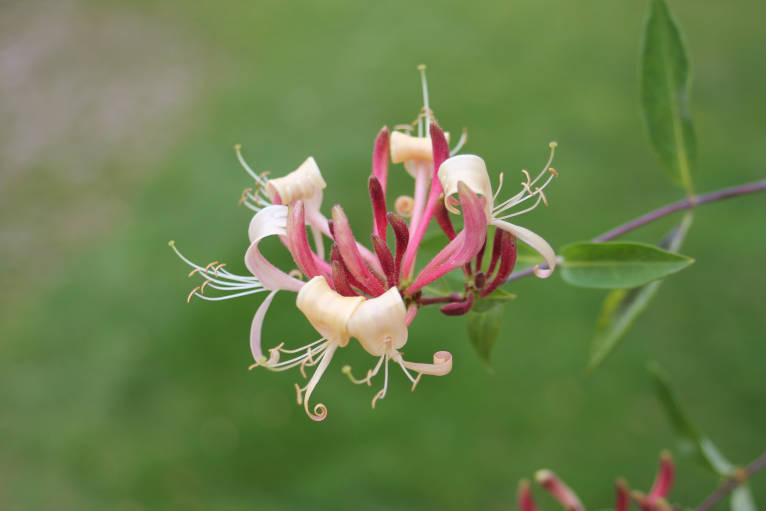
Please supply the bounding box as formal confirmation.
[535,470,584,511]
[347,287,408,357]
[265,156,326,205]
[439,293,474,316]
[406,182,487,294]
[438,154,493,217]
[401,350,452,377]
[518,480,540,511]
[390,130,450,175]
[249,290,278,361]
[296,276,363,347]
[245,205,304,292]
[492,219,556,278]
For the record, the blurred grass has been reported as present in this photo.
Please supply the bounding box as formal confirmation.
[1,0,765,509]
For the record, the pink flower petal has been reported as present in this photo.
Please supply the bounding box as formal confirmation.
[244,205,304,292]
[372,126,390,194]
[518,480,540,511]
[331,205,386,296]
[249,289,278,362]
[535,470,584,511]
[368,176,388,242]
[648,452,674,500]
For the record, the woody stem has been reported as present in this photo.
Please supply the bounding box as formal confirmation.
[696,450,766,511]
[504,179,766,283]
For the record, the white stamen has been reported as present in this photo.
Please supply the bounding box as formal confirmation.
[449,128,468,156]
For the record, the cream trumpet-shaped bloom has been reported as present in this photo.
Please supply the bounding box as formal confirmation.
[253,277,453,420]
[236,150,329,257]
[235,146,326,213]
[437,144,559,278]
[344,287,453,408]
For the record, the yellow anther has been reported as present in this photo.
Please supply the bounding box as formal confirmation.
[186,286,200,303]
[536,188,549,207]
[521,169,532,187]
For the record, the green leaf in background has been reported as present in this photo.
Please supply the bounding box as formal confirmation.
[648,362,736,475]
[641,0,696,193]
[732,485,758,511]
[466,297,506,367]
[559,241,693,289]
[587,214,692,371]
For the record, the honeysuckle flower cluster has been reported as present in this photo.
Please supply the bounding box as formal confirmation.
[518,452,675,511]
[170,66,559,421]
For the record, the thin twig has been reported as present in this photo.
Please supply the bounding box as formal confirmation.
[696,450,766,511]
[505,179,766,283]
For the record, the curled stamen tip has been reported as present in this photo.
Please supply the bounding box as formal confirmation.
[186,287,200,303]
[549,141,558,149]
[548,167,559,177]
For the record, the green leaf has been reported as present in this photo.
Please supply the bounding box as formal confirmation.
[466,299,505,367]
[732,485,758,511]
[641,0,696,192]
[587,215,692,371]
[648,362,735,475]
[560,241,693,289]
[472,289,516,313]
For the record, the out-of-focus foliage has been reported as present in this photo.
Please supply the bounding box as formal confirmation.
[1,0,764,509]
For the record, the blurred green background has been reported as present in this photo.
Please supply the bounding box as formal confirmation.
[1,0,764,509]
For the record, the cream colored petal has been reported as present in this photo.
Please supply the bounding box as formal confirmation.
[492,219,556,278]
[437,154,493,217]
[390,131,449,166]
[265,156,326,205]
[346,287,408,357]
[295,276,364,347]
[401,350,453,376]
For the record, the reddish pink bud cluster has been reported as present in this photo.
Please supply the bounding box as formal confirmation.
[518,452,675,511]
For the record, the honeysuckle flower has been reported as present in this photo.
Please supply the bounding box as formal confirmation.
[438,143,559,278]
[517,452,675,511]
[171,65,558,421]
[253,276,452,420]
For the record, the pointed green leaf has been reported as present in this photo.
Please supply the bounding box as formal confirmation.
[466,299,505,366]
[648,362,735,475]
[560,241,693,289]
[732,485,758,511]
[587,216,692,371]
[641,0,696,192]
